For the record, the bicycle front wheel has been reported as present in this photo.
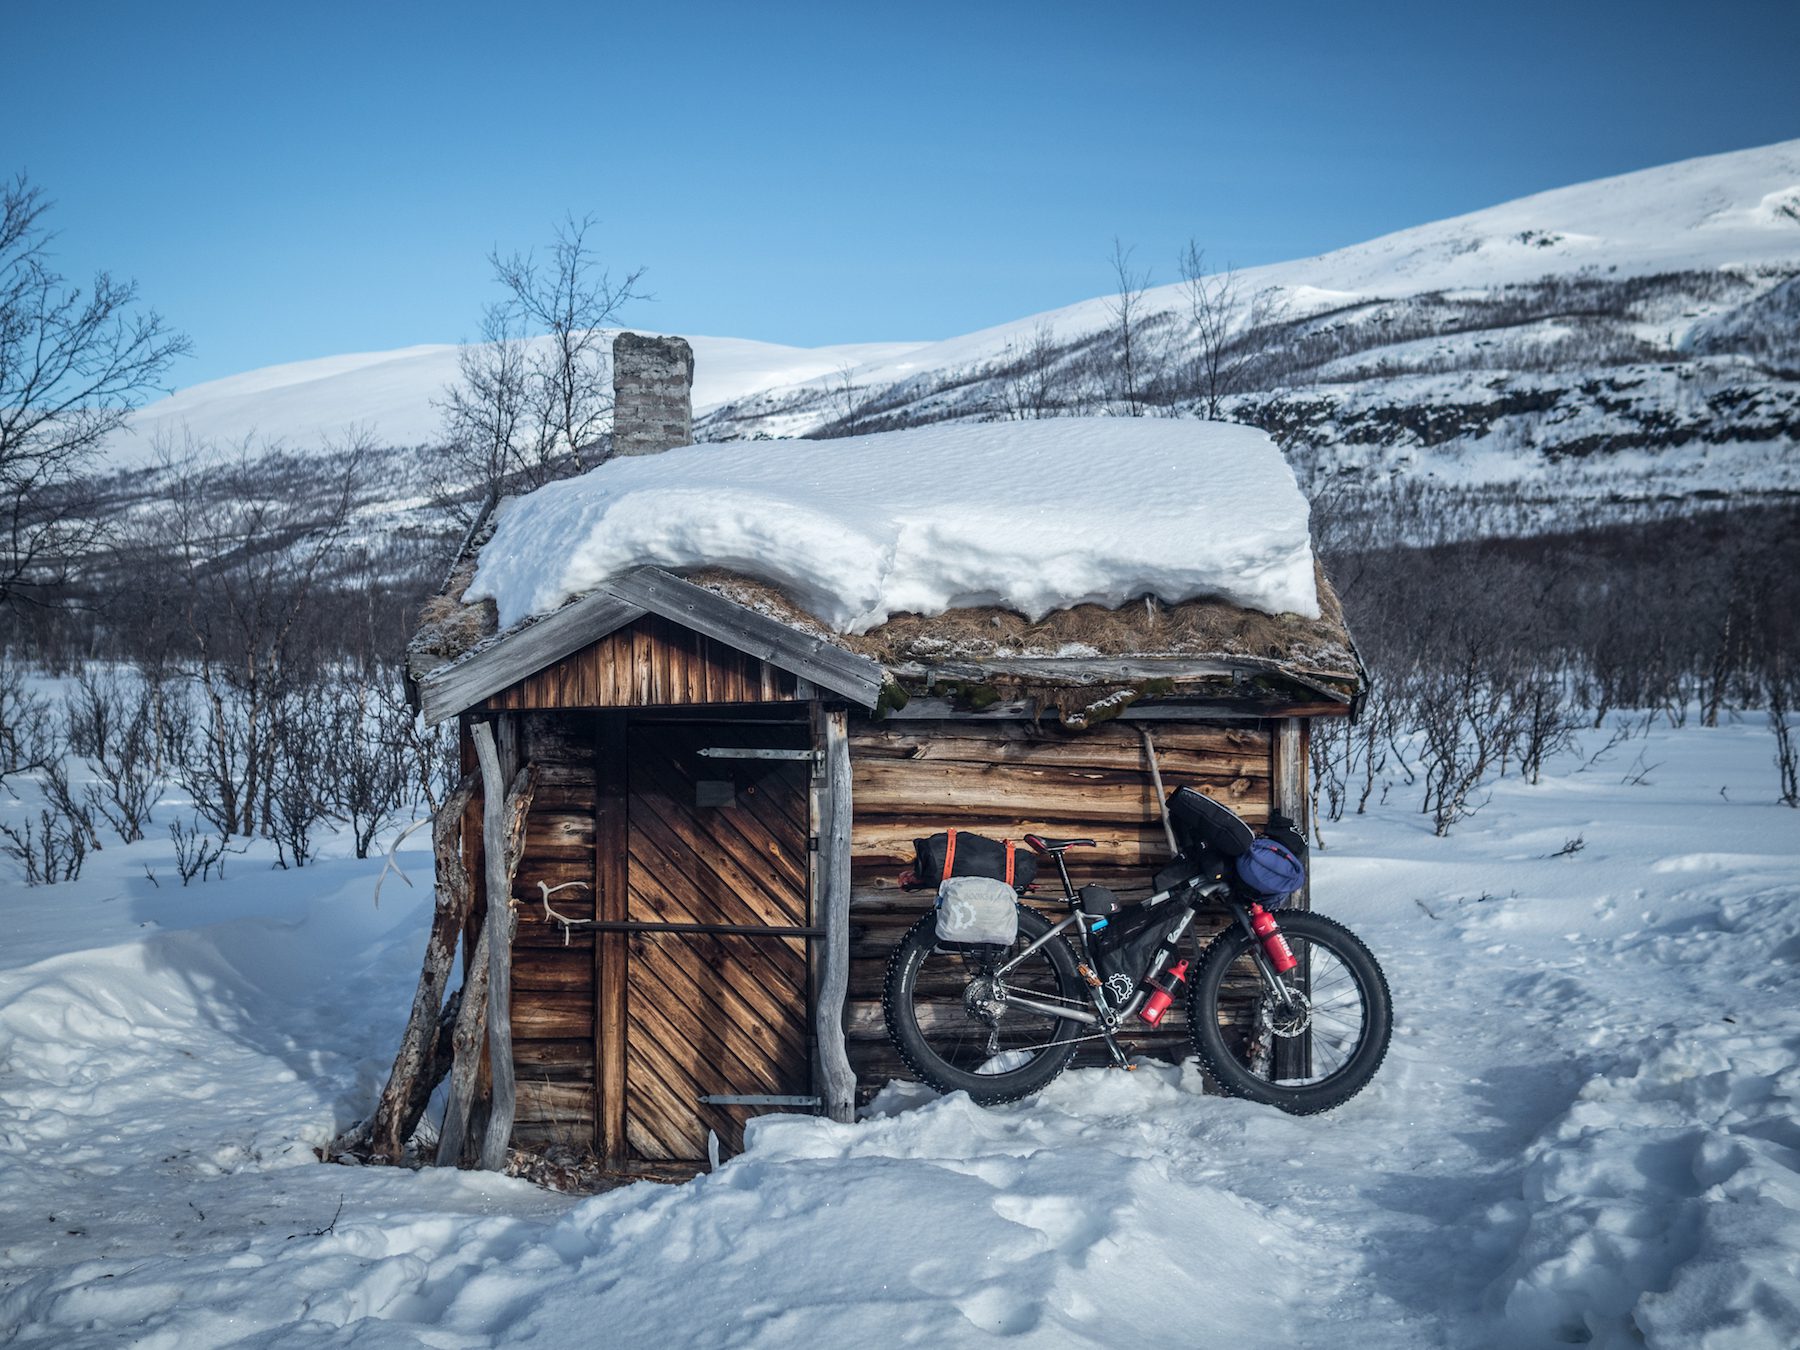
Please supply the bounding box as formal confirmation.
[1187,909,1392,1115]
[882,904,1085,1105]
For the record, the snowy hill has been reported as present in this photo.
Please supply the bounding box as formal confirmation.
[734,136,1800,403]
[101,139,1800,510]
[104,334,927,467]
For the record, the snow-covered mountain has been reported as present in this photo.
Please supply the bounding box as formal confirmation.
[104,335,927,467]
[105,139,1800,510]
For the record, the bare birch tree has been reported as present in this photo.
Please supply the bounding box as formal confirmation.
[1178,241,1288,419]
[0,173,191,607]
[1106,239,1152,416]
[491,213,647,472]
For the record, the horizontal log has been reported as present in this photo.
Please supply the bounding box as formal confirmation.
[513,1038,595,1075]
[513,946,594,992]
[851,719,1269,753]
[852,818,1264,867]
[524,811,594,851]
[515,1079,596,1125]
[851,759,1264,823]
[522,713,600,764]
[511,990,594,1039]
[849,724,1270,777]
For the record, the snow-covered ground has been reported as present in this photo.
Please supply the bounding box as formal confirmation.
[2,716,1797,1347]
[469,419,1320,630]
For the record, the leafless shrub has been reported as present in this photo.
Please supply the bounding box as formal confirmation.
[1770,665,1798,808]
[328,669,413,859]
[41,758,103,853]
[267,689,333,868]
[67,667,161,841]
[0,807,88,884]
[170,816,233,885]
[0,658,57,785]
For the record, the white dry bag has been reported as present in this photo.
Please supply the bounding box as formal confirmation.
[935,876,1020,947]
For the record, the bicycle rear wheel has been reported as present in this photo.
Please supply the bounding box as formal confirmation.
[882,905,1085,1105]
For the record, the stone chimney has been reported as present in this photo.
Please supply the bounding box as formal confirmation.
[611,332,694,457]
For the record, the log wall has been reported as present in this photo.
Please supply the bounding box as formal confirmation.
[845,717,1276,1103]
[507,713,602,1150]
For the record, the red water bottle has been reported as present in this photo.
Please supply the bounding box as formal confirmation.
[1139,959,1190,1026]
[1249,904,1297,974]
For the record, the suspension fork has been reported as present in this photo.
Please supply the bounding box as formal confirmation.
[1230,901,1301,1012]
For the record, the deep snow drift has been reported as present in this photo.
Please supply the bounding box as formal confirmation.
[467,418,1321,631]
[2,716,1798,1347]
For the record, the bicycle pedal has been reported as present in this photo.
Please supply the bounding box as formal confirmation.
[1076,964,1102,988]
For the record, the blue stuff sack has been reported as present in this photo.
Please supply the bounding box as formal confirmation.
[1234,838,1306,907]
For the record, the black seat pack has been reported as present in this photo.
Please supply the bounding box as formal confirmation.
[1166,786,1255,858]
[912,829,1039,892]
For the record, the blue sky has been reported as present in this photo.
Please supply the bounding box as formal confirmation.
[9,1,1798,386]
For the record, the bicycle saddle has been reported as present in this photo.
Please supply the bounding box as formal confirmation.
[1022,834,1097,855]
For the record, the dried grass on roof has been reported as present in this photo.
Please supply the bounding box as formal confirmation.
[687,562,1357,678]
[408,546,1357,688]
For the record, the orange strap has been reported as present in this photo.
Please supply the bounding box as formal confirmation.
[942,828,958,883]
[1004,840,1016,887]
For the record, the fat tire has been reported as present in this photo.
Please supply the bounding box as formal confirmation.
[1187,909,1392,1115]
[883,905,1083,1105]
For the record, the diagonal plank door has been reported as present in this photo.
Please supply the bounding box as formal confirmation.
[623,721,813,1160]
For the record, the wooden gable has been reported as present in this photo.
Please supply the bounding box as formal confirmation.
[482,613,801,711]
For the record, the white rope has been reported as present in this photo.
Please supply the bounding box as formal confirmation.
[372,816,433,908]
[538,880,592,946]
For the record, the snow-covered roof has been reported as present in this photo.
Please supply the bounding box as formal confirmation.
[408,419,1359,721]
[466,419,1322,633]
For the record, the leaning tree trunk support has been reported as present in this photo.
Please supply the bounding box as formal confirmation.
[365,771,478,1162]
[437,719,537,1169]
[811,702,857,1124]
[472,718,539,1170]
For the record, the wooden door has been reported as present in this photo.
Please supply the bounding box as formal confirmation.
[620,720,813,1161]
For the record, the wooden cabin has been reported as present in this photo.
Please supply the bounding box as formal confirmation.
[392,335,1364,1181]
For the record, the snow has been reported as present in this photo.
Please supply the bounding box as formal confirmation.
[97,140,1800,478]
[466,418,1321,633]
[3,714,1799,1346]
[772,138,1800,403]
[101,334,928,468]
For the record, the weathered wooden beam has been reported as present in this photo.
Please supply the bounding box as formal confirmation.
[363,772,478,1162]
[416,591,647,724]
[435,925,490,1166]
[813,703,857,1124]
[594,712,630,1167]
[472,720,538,1170]
[885,657,1357,696]
[1271,715,1311,1083]
[607,568,884,708]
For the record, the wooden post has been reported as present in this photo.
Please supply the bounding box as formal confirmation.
[812,703,856,1123]
[1271,716,1312,1082]
[435,923,491,1166]
[594,712,630,1167]
[470,718,540,1170]
[363,772,478,1162]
